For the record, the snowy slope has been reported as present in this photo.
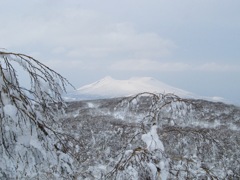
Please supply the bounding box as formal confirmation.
[62,98,240,179]
[66,76,227,103]
[69,76,196,100]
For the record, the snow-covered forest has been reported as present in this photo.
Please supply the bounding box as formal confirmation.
[1,52,240,179]
[61,95,240,179]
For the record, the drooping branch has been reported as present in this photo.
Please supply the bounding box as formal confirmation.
[0,51,75,155]
[104,92,189,179]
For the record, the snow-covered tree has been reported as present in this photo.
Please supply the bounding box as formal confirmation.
[0,51,75,179]
[103,93,188,180]
[105,93,240,180]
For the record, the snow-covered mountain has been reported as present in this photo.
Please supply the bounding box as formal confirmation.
[67,76,197,100]
[66,76,225,102]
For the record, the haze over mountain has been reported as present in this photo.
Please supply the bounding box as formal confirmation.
[67,76,225,102]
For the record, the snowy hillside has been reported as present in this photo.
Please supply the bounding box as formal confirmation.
[67,76,197,100]
[61,96,240,179]
[1,93,239,179]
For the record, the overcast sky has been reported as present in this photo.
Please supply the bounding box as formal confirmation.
[1,0,240,104]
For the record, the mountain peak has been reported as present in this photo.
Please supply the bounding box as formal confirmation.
[74,76,195,99]
[101,76,114,81]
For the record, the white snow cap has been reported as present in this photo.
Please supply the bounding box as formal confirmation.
[76,76,195,98]
[68,76,226,102]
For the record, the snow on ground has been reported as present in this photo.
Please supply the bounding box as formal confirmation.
[87,102,95,108]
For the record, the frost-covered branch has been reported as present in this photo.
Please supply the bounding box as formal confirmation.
[0,51,75,179]
[105,93,189,179]
[0,51,74,135]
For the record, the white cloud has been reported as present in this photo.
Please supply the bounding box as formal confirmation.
[110,59,240,72]
[52,47,67,54]
[110,59,190,71]
[1,1,239,75]
[196,62,240,72]
[44,59,97,71]
[103,23,175,58]
[0,3,175,62]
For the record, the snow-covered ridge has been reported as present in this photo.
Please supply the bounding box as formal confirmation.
[66,76,226,102]
[68,76,196,100]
